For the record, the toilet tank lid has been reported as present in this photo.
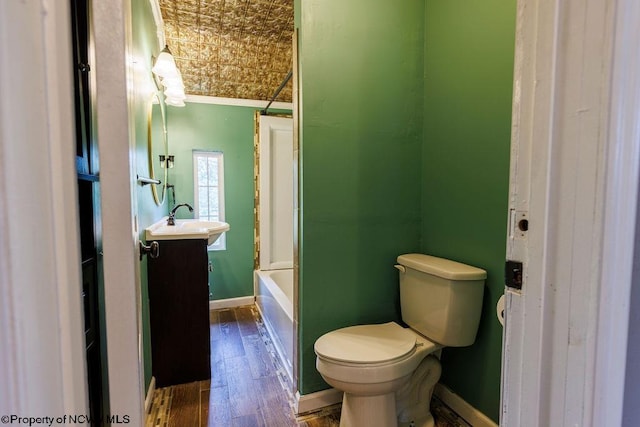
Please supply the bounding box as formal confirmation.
[397,254,487,280]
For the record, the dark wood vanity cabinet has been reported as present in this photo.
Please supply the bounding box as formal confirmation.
[148,239,211,387]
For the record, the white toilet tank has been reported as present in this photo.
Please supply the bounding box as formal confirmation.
[397,254,486,347]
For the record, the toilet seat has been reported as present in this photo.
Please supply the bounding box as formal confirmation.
[314,322,417,365]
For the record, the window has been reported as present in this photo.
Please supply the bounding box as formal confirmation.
[193,151,226,250]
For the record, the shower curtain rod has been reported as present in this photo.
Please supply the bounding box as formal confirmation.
[261,70,292,115]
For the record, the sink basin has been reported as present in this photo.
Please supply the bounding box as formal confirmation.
[146,218,230,246]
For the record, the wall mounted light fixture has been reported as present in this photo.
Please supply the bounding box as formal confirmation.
[159,154,175,169]
[152,45,186,107]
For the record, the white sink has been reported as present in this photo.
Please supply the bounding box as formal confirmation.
[146,217,230,246]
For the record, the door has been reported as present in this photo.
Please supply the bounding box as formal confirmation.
[71,0,107,422]
[501,1,640,426]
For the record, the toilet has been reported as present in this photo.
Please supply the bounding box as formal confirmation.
[314,254,486,427]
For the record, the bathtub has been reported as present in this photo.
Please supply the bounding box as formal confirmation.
[255,269,294,384]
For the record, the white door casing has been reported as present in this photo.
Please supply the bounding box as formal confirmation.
[594,1,640,424]
[502,0,640,426]
[1,0,147,421]
[0,0,88,416]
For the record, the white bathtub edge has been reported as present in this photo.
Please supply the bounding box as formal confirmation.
[294,388,343,415]
[209,296,255,310]
[254,301,294,386]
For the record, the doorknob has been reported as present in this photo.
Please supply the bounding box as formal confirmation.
[139,241,160,260]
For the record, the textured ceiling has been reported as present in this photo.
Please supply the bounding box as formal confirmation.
[159,0,294,102]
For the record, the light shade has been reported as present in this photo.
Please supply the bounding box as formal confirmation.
[161,75,185,88]
[164,86,187,99]
[152,45,186,108]
[151,46,176,78]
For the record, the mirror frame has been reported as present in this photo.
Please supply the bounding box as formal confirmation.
[147,91,168,205]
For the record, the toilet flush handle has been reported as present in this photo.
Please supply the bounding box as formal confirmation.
[394,264,406,273]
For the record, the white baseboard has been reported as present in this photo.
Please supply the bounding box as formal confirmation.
[294,388,343,415]
[209,296,255,310]
[144,376,156,415]
[434,383,497,427]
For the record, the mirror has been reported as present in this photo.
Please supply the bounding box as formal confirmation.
[147,91,168,205]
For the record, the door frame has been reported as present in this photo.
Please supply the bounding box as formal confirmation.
[0,0,145,422]
[0,0,88,415]
[502,0,640,425]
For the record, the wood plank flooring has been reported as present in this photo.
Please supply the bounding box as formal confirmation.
[146,305,469,427]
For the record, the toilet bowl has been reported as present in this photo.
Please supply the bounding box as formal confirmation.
[314,254,486,427]
[315,322,442,427]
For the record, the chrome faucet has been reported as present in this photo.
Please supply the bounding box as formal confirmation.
[167,203,194,226]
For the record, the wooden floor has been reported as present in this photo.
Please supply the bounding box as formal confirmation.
[146,305,469,427]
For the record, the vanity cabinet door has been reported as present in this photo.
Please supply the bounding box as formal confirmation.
[148,239,211,387]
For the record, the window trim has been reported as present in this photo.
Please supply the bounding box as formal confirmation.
[192,150,226,250]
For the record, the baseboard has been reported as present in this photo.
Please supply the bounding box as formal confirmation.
[294,388,343,415]
[144,376,156,415]
[209,296,255,310]
[434,383,497,427]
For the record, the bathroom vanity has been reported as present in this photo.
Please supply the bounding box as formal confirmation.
[145,217,229,387]
[147,238,211,387]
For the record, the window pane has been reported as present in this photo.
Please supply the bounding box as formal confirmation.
[208,187,219,220]
[193,151,225,250]
[198,186,208,217]
[207,157,218,186]
[197,157,207,185]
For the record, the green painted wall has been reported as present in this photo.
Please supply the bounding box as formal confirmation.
[298,0,425,394]
[130,0,167,391]
[422,1,515,422]
[166,103,289,300]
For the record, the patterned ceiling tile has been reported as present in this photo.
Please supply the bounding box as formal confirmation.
[159,0,293,102]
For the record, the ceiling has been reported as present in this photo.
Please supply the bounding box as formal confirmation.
[158,0,294,102]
